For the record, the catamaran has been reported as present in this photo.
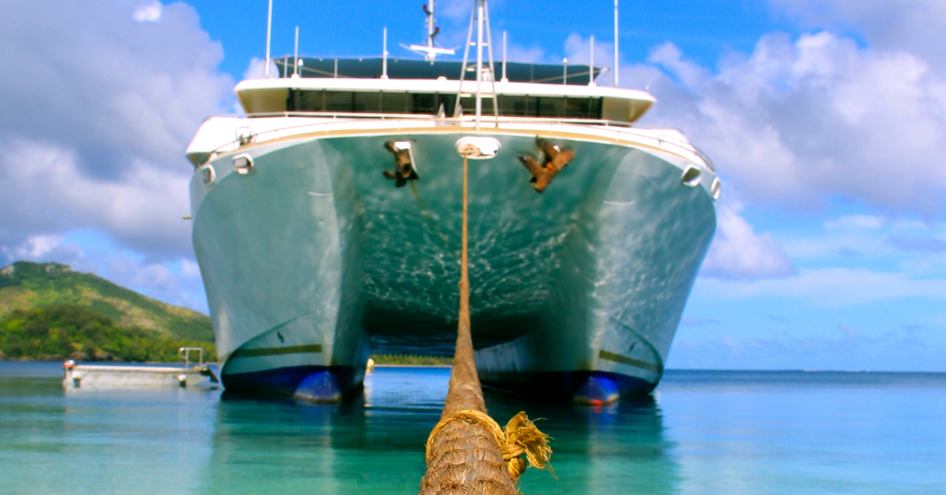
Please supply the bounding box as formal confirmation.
[186,0,718,403]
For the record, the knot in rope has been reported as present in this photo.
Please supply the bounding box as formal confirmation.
[425,409,553,482]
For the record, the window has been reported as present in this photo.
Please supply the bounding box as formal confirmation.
[325,92,354,112]
[282,90,602,119]
[353,92,381,113]
[381,93,409,113]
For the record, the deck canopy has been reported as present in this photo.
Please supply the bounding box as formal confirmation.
[236,57,654,122]
[276,57,601,85]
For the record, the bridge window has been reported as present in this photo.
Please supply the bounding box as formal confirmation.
[284,90,602,119]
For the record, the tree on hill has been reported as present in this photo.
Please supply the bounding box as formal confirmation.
[0,304,214,362]
[0,261,213,342]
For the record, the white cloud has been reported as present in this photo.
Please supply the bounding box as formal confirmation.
[0,138,192,258]
[0,1,232,260]
[824,215,885,231]
[506,43,549,64]
[781,214,946,262]
[242,57,277,80]
[772,0,946,70]
[648,42,709,88]
[563,33,614,84]
[700,200,794,280]
[133,1,162,23]
[12,235,64,260]
[699,267,946,306]
[638,32,946,214]
[85,251,208,313]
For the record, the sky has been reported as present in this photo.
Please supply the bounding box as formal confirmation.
[1,0,945,371]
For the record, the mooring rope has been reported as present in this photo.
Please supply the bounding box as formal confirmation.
[418,155,552,495]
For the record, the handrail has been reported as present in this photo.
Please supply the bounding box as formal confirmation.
[202,112,715,171]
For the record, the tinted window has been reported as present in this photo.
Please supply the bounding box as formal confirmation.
[288,91,601,118]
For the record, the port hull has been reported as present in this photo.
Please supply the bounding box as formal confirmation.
[190,128,716,401]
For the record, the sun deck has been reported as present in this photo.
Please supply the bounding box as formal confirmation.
[235,57,656,124]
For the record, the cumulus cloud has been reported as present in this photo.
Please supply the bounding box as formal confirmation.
[10,235,64,260]
[0,138,192,259]
[96,251,207,312]
[772,0,946,68]
[699,267,946,306]
[242,57,278,81]
[781,213,946,262]
[635,31,946,215]
[133,1,163,23]
[647,42,710,88]
[0,0,233,260]
[700,200,795,280]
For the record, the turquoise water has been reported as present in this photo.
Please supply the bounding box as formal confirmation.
[1,363,944,494]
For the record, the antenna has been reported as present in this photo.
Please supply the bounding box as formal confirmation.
[382,27,389,79]
[501,31,508,82]
[483,0,499,118]
[409,0,455,61]
[264,0,273,77]
[292,25,300,77]
[589,35,596,86]
[614,0,620,87]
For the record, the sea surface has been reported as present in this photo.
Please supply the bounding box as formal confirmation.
[1,362,944,494]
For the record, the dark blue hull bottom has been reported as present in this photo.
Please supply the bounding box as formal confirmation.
[480,370,657,405]
[223,365,652,405]
[221,365,362,402]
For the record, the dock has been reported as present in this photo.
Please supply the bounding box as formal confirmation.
[62,347,220,390]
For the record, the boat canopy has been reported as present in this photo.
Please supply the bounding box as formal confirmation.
[236,57,655,123]
[276,57,601,85]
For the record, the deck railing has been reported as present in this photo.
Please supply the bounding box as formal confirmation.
[204,112,715,172]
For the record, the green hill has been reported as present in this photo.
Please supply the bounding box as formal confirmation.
[0,261,214,361]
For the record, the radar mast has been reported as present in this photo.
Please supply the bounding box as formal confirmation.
[408,0,456,61]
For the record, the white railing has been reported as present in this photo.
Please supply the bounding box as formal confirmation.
[206,112,715,171]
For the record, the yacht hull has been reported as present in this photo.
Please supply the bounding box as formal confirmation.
[190,128,716,402]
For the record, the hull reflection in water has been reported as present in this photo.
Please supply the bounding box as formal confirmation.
[204,367,678,493]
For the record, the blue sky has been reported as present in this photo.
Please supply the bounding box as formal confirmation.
[1,0,944,371]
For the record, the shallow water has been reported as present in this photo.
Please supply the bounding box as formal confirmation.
[1,362,944,494]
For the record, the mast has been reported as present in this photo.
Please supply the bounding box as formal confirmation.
[292,25,299,77]
[409,0,455,61]
[264,0,273,77]
[501,31,508,82]
[475,0,484,122]
[454,0,499,127]
[614,0,619,87]
[426,0,436,54]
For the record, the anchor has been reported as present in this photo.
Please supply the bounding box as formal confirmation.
[518,136,575,192]
[382,140,419,187]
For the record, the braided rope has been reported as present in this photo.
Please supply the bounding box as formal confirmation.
[425,409,552,482]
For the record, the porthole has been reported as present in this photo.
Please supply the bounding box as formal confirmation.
[233,154,255,176]
[198,164,216,186]
[681,166,701,187]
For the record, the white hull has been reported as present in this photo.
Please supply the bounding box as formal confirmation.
[189,117,716,401]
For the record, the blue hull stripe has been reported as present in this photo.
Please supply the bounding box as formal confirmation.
[222,365,359,398]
